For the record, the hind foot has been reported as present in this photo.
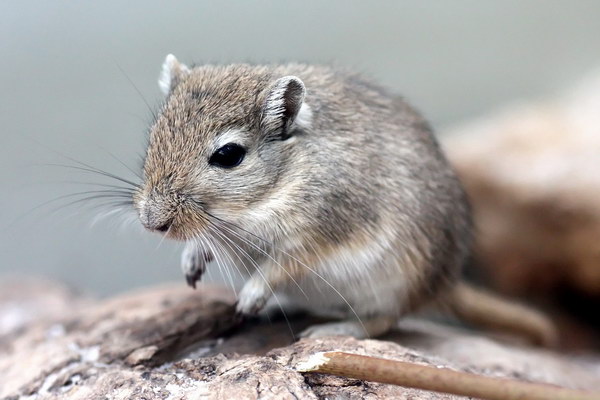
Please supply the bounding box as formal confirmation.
[299,316,396,339]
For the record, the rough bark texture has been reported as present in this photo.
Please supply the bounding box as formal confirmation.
[1,279,598,400]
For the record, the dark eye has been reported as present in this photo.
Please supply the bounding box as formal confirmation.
[209,143,246,168]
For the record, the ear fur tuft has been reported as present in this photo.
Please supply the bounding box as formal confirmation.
[262,76,309,138]
[158,54,190,95]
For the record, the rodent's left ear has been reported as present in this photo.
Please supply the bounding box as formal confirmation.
[158,54,190,96]
[261,76,311,139]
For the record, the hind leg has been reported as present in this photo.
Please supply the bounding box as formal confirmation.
[299,315,397,339]
[261,293,308,319]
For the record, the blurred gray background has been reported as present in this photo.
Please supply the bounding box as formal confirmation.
[2,1,600,296]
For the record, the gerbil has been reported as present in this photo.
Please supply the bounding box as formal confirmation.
[133,54,557,344]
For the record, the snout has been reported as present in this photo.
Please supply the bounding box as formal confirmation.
[134,189,203,240]
[141,216,172,232]
[138,201,174,233]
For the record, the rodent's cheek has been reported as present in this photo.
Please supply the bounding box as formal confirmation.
[166,207,211,241]
[190,162,276,216]
[203,205,246,225]
[202,205,247,229]
[163,221,200,242]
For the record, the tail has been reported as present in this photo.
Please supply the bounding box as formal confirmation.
[443,281,559,347]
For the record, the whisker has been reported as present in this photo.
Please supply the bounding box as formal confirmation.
[47,196,133,218]
[210,227,245,283]
[60,180,136,191]
[91,204,138,227]
[206,224,253,282]
[100,147,144,181]
[206,212,367,337]
[45,163,139,188]
[208,225,294,338]
[114,61,157,121]
[208,218,309,300]
[18,198,134,234]
[202,230,238,297]
[11,189,133,228]
[204,234,229,297]
[154,221,172,250]
[30,138,142,188]
[207,225,275,327]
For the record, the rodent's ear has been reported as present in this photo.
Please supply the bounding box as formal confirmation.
[261,76,310,139]
[158,54,190,96]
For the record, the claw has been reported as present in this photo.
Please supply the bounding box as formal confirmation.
[181,244,211,290]
[185,271,201,289]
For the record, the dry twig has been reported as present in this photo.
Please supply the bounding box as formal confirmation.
[297,351,600,400]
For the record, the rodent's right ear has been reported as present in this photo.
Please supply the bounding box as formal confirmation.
[158,54,190,96]
[261,76,311,140]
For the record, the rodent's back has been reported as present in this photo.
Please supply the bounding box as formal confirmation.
[272,65,472,301]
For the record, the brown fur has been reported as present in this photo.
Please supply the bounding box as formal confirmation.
[134,57,557,344]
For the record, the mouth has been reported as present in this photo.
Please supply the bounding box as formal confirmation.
[136,195,207,241]
[145,222,194,242]
[140,214,173,233]
[152,221,172,233]
[138,212,181,239]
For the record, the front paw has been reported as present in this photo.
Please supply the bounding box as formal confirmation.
[181,244,212,289]
[236,280,271,315]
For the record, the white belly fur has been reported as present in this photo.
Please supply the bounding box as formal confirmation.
[281,234,412,318]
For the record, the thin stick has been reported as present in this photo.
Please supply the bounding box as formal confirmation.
[296,351,600,400]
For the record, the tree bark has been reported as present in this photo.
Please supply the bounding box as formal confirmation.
[1,279,598,399]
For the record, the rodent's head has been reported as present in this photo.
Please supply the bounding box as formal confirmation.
[134,55,312,240]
